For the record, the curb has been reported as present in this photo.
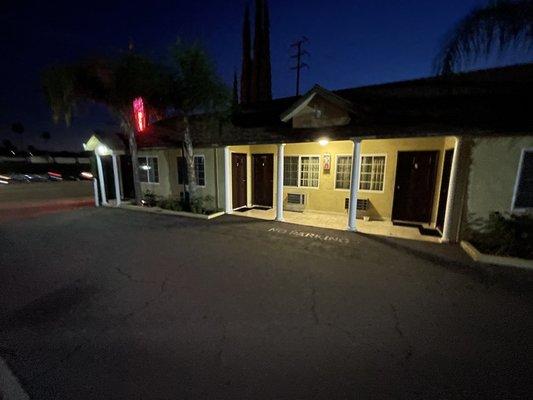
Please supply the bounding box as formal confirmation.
[460,241,533,270]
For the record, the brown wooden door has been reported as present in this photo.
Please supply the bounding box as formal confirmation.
[252,154,274,207]
[436,149,454,231]
[392,151,439,223]
[232,153,247,209]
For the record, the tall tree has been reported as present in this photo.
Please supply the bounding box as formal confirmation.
[262,0,272,101]
[232,70,239,110]
[251,0,264,102]
[250,0,272,102]
[167,40,229,205]
[240,3,253,104]
[43,53,166,204]
[434,0,533,75]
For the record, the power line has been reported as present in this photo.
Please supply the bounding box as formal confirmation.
[290,36,309,96]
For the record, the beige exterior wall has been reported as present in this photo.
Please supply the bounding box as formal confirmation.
[466,135,533,222]
[228,136,455,224]
[138,147,224,210]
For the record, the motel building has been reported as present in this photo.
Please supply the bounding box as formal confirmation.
[84,64,533,243]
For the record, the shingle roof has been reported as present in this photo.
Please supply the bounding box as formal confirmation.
[139,63,533,149]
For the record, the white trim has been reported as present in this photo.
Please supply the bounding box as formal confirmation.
[194,154,207,188]
[358,153,387,193]
[176,154,206,187]
[95,153,107,205]
[276,144,285,221]
[138,155,160,184]
[112,154,122,207]
[224,146,232,214]
[280,92,317,122]
[282,154,321,189]
[334,154,353,191]
[511,147,533,212]
[348,138,362,231]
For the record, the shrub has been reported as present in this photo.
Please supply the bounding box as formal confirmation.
[158,197,183,212]
[142,190,157,207]
[466,212,533,259]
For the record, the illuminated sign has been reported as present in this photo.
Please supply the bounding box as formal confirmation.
[133,97,146,132]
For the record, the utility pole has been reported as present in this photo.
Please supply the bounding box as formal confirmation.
[290,37,309,96]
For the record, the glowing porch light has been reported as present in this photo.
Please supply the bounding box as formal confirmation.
[96,144,109,156]
[318,138,329,146]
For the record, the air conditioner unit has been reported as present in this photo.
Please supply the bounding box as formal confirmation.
[285,193,306,212]
[345,198,371,218]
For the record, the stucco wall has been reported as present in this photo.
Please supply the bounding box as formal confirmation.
[139,136,457,222]
[138,147,222,210]
[467,136,533,222]
[229,136,454,223]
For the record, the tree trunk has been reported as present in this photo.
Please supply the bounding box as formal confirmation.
[182,115,197,206]
[124,120,142,205]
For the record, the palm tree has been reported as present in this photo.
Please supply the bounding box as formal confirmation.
[166,40,229,204]
[434,0,533,75]
[42,52,167,204]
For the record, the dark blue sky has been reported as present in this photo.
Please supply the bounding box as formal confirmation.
[1,0,529,151]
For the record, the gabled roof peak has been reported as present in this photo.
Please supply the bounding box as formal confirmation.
[280,84,354,122]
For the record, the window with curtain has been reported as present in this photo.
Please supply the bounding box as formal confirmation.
[359,155,385,191]
[300,156,320,188]
[335,155,352,189]
[138,156,159,183]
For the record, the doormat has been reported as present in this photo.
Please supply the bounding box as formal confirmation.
[235,207,253,212]
[253,206,272,211]
[418,226,442,237]
[392,221,420,228]
[393,221,442,238]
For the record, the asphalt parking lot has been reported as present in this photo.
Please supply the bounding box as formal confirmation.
[1,208,532,399]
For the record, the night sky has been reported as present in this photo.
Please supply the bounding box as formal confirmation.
[1,0,529,151]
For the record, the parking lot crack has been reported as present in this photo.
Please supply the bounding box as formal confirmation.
[389,303,413,362]
[115,267,158,285]
[310,286,319,325]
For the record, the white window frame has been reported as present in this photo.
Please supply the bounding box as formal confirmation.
[283,155,300,188]
[511,147,533,212]
[138,156,159,184]
[194,154,206,188]
[177,154,206,187]
[283,155,321,189]
[334,154,353,191]
[358,153,387,193]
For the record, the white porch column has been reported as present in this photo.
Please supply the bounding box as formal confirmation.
[95,153,108,205]
[224,146,233,214]
[276,143,285,221]
[93,178,100,207]
[347,138,362,232]
[441,137,463,242]
[112,154,121,207]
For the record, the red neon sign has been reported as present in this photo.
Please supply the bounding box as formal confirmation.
[133,97,146,132]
